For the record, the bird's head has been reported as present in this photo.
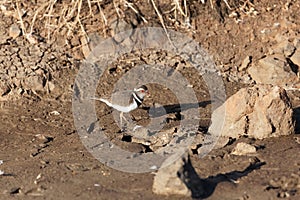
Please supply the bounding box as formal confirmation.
[134,85,149,100]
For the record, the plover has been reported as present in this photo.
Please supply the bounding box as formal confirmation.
[92,85,149,128]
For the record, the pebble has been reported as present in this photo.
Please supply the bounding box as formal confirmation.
[231,142,257,155]
[239,56,251,71]
[9,24,21,39]
[10,187,21,194]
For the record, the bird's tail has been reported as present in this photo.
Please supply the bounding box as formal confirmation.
[90,97,112,107]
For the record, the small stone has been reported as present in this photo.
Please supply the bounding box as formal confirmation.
[272,40,295,57]
[239,56,251,71]
[231,142,256,155]
[30,150,40,157]
[65,163,87,172]
[190,133,204,152]
[38,143,48,148]
[290,49,300,66]
[110,19,133,43]
[0,82,10,96]
[47,81,55,92]
[293,38,300,49]
[294,137,300,145]
[149,165,158,170]
[241,74,252,84]
[9,187,21,194]
[40,160,49,165]
[149,128,174,151]
[23,75,45,91]
[35,134,53,144]
[15,68,26,79]
[9,24,21,39]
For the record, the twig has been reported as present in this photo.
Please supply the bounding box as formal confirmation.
[113,0,122,18]
[183,0,187,16]
[45,0,56,40]
[209,0,214,9]
[15,1,38,44]
[222,0,232,10]
[76,0,88,37]
[15,1,26,35]
[124,0,147,23]
[96,0,107,26]
[30,2,49,37]
[150,0,174,47]
[209,0,232,10]
[87,0,93,17]
[173,0,186,17]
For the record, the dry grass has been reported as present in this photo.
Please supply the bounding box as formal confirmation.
[0,0,252,43]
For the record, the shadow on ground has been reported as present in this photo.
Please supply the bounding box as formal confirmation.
[182,158,266,199]
[143,101,212,118]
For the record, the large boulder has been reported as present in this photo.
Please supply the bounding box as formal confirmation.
[152,152,204,198]
[209,85,295,141]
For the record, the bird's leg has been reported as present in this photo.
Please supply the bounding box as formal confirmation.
[119,112,123,130]
[119,112,129,131]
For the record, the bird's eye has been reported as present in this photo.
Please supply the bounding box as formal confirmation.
[141,90,145,93]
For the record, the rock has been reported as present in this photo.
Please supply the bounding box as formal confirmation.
[149,128,176,151]
[231,142,256,155]
[0,82,10,96]
[209,85,295,142]
[190,133,204,153]
[290,49,300,67]
[23,75,45,91]
[248,86,294,139]
[129,127,177,151]
[212,136,230,149]
[152,152,204,197]
[239,56,251,71]
[272,40,295,57]
[110,19,133,43]
[9,24,21,39]
[9,187,21,194]
[293,38,300,49]
[248,54,298,86]
[47,81,55,92]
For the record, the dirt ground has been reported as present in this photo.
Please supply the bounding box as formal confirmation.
[1,0,300,199]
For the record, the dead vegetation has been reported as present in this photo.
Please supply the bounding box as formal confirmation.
[0,0,257,44]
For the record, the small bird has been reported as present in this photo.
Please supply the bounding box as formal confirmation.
[91,85,149,128]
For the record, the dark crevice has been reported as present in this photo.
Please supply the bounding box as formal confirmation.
[142,144,153,153]
[191,144,202,155]
[270,121,276,133]
[244,115,250,135]
[121,135,132,142]
[287,58,299,74]
[227,137,236,146]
